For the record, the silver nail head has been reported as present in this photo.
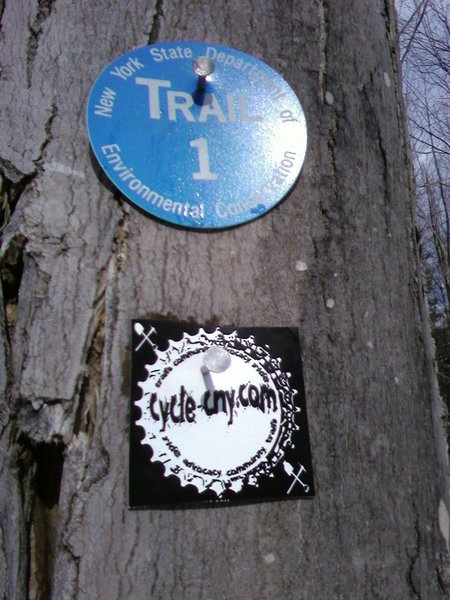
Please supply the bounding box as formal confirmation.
[201,346,231,374]
[193,56,215,90]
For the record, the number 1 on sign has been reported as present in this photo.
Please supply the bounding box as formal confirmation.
[190,138,218,180]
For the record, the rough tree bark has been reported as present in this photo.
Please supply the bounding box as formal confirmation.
[0,1,448,599]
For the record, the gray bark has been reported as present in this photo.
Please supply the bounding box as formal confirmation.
[0,0,448,599]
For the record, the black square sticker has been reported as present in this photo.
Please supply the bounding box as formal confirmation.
[130,321,314,507]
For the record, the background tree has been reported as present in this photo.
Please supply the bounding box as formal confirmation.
[0,1,449,599]
[397,0,450,405]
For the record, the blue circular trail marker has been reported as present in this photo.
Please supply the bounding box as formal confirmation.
[87,42,307,229]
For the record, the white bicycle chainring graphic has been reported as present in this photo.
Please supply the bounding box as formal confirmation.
[135,327,300,498]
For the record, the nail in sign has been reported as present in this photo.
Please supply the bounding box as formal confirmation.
[87,42,307,229]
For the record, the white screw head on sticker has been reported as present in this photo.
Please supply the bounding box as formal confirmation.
[201,345,231,373]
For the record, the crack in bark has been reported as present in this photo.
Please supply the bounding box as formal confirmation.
[361,81,389,208]
[0,177,30,376]
[381,0,397,61]
[73,305,105,440]
[26,0,54,88]
[16,436,36,600]
[32,446,62,600]
[28,439,64,600]
[112,208,129,275]
[13,429,65,600]
[406,505,422,599]
[0,166,36,233]
[0,231,25,299]
[147,0,165,44]
[37,103,58,167]
[435,565,448,595]
[0,0,6,31]
[0,301,10,436]
[0,174,28,377]
[317,0,330,102]
[326,108,339,205]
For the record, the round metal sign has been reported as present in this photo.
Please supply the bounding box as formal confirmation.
[87,42,307,229]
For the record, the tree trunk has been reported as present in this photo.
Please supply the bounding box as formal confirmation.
[0,1,448,598]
